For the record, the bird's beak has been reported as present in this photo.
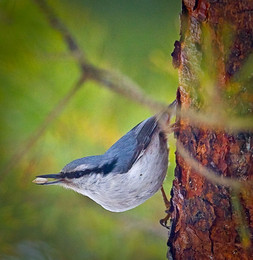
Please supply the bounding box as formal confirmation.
[32,173,62,185]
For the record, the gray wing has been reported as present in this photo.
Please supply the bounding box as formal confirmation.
[104,116,158,173]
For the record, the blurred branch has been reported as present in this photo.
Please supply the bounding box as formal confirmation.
[34,0,87,66]
[33,0,165,112]
[0,0,166,178]
[0,76,86,180]
[180,107,253,132]
[1,0,251,178]
[176,141,252,190]
[177,87,253,133]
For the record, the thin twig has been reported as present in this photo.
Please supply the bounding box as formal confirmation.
[180,108,253,132]
[38,0,253,131]
[33,0,253,131]
[0,75,86,180]
[33,0,165,112]
[34,0,87,66]
[0,0,165,178]
[2,0,252,179]
[90,68,166,111]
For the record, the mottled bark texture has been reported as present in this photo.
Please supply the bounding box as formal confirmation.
[167,0,253,259]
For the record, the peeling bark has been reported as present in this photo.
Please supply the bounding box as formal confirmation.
[167,1,253,259]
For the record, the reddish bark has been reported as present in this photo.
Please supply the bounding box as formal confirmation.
[167,1,253,259]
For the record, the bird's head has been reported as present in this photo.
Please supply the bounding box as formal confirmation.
[32,155,117,185]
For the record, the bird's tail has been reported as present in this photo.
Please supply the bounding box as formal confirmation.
[157,99,177,121]
[167,99,177,117]
[168,99,178,116]
[156,99,178,133]
[32,173,62,185]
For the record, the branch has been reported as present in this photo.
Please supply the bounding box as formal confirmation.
[34,0,253,131]
[0,0,166,179]
[2,0,251,180]
[33,0,165,112]
[179,107,253,132]
[0,76,86,180]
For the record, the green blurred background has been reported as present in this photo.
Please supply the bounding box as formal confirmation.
[0,0,180,259]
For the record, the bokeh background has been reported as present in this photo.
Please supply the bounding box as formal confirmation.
[0,1,180,259]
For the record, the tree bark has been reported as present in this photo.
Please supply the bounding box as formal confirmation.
[167,0,253,259]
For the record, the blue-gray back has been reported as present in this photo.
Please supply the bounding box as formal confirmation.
[61,116,158,176]
[104,116,158,173]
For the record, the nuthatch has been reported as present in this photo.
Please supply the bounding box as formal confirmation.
[33,100,177,212]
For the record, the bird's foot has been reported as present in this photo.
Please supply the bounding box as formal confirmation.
[160,210,171,229]
[160,186,171,229]
[168,122,179,134]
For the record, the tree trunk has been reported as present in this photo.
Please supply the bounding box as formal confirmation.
[167,0,253,259]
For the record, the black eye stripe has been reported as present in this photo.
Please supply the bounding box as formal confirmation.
[62,158,118,179]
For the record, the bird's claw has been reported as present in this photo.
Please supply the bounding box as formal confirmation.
[160,186,171,229]
[168,122,180,134]
[160,212,171,229]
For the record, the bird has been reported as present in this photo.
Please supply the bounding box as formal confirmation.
[33,100,177,212]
